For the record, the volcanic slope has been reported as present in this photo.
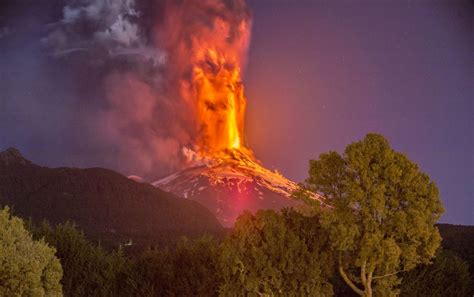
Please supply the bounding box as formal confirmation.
[153,149,324,227]
[0,148,223,248]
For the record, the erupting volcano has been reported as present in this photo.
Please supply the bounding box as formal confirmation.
[153,149,315,227]
[151,0,324,226]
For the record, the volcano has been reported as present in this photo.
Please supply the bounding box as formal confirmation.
[135,1,326,226]
[153,149,324,226]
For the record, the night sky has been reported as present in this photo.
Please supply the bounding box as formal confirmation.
[1,0,472,225]
[245,0,473,225]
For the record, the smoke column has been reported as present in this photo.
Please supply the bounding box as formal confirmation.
[0,0,252,178]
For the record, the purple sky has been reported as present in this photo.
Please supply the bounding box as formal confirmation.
[0,0,472,225]
[244,0,472,225]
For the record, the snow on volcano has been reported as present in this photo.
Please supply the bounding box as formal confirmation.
[153,149,324,226]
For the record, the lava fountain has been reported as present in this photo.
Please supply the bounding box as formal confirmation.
[157,0,251,158]
[193,47,247,152]
[153,0,323,226]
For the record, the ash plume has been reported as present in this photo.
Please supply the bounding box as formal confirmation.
[0,0,251,178]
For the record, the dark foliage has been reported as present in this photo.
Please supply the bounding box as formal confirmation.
[400,249,471,297]
[437,224,474,295]
[123,236,222,296]
[13,210,474,297]
[30,221,128,297]
[29,220,222,297]
[437,224,474,272]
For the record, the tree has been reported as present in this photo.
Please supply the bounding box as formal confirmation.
[0,207,63,296]
[219,209,334,296]
[298,134,444,296]
[127,236,222,296]
[31,221,128,297]
[123,247,170,296]
[400,249,471,297]
[169,236,222,296]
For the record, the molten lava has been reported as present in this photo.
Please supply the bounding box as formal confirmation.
[163,3,251,156]
[158,0,251,157]
[193,48,246,153]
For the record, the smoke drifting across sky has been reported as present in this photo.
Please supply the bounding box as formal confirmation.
[0,0,250,178]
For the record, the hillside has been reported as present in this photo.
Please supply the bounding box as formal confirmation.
[0,148,223,248]
[437,223,474,276]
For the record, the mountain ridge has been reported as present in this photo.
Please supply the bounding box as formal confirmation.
[0,147,223,249]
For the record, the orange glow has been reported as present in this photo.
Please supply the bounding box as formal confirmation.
[193,48,246,152]
[159,1,251,157]
[173,14,251,156]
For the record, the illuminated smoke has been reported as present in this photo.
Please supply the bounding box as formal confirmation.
[41,0,252,177]
[157,0,251,154]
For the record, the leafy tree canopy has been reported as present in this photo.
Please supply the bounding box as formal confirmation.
[0,206,63,296]
[298,133,444,297]
[220,209,334,297]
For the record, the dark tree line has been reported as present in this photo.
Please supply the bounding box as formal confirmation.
[1,134,471,296]
[2,207,470,297]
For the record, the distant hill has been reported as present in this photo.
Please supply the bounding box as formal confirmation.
[437,223,474,275]
[0,148,223,249]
